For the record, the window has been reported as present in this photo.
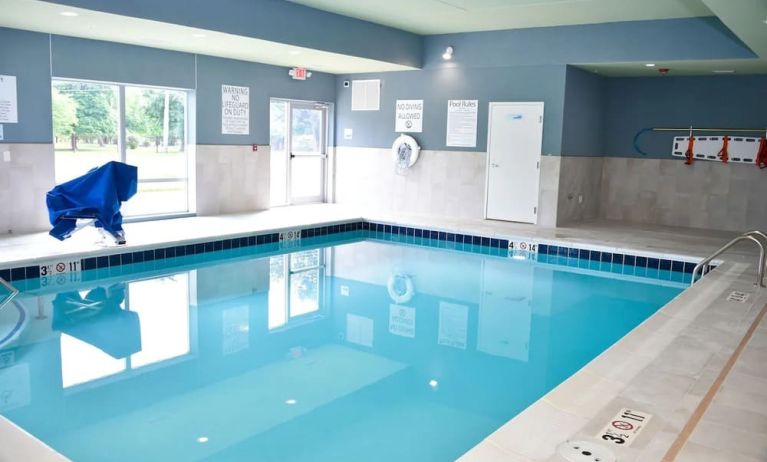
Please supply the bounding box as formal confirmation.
[52,79,192,217]
[268,249,324,330]
[60,273,192,389]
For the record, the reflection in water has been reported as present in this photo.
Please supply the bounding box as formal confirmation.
[56,274,191,388]
[0,240,683,462]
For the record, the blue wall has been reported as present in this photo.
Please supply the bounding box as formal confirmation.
[196,55,336,145]
[44,0,423,68]
[51,36,196,89]
[0,27,337,146]
[335,65,567,154]
[561,67,606,156]
[0,28,53,143]
[423,17,755,69]
[604,75,767,158]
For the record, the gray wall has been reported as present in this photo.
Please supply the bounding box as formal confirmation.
[335,65,567,154]
[196,55,336,146]
[561,67,606,156]
[604,75,767,158]
[0,28,53,143]
[0,28,337,146]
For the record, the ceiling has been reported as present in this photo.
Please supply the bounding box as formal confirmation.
[0,0,417,74]
[577,59,767,77]
[288,0,714,35]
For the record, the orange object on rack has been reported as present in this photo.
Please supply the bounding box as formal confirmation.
[757,137,767,169]
[684,134,695,165]
[718,136,729,163]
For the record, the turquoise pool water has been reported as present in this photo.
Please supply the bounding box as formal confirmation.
[0,233,684,461]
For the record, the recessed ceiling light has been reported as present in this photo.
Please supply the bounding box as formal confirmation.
[645,63,656,67]
[713,70,736,74]
[192,33,206,38]
[288,49,302,55]
[60,11,79,17]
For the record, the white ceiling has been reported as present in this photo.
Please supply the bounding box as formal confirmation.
[289,0,714,35]
[0,0,417,74]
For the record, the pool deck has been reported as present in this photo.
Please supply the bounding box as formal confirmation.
[1,204,765,462]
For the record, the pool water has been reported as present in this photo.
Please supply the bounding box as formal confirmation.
[0,234,684,461]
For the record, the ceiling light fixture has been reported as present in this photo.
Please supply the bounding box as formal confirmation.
[442,46,454,61]
[645,63,656,67]
[60,11,79,17]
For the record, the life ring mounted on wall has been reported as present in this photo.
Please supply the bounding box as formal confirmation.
[387,273,415,304]
[391,134,421,171]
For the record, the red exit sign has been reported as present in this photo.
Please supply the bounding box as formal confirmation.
[290,67,308,80]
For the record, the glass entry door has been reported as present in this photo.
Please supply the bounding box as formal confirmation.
[269,100,328,206]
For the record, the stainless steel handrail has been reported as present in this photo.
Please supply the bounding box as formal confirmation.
[691,233,766,287]
[0,276,19,312]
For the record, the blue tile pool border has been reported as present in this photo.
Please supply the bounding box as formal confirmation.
[0,219,713,285]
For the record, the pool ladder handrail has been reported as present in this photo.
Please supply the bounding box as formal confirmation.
[691,230,767,287]
[0,276,19,312]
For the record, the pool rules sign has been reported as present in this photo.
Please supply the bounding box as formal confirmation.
[221,84,249,135]
[395,100,423,133]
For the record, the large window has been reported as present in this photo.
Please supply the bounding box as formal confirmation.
[52,80,192,217]
[267,249,324,330]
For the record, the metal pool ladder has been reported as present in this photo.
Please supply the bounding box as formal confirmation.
[0,276,19,312]
[691,230,767,287]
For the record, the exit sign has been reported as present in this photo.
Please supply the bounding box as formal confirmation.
[290,67,308,80]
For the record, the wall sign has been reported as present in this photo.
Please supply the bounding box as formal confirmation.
[446,100,478,147]
[395,99,423,133]
[597,408,652,447]
[221,84,249,135]
[0,75,18,124]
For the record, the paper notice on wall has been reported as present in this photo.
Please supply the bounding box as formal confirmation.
[438,301,468,349]
[395,99,423,133]
[446,100,478,147]
[221,84,249,135]
[0,76,18,124]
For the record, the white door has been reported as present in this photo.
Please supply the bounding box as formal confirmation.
[485,102,544,223]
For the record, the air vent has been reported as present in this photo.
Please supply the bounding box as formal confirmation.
[351,79,380,111]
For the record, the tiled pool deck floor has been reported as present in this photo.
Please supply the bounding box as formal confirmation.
[1,204,765,462]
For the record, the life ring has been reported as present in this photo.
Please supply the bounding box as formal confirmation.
[387,273,415,304]
[391,135,421,169]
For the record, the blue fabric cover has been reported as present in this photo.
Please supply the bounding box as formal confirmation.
[46,161,137,241]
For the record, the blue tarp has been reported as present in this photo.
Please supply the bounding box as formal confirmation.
[46,161,137,241]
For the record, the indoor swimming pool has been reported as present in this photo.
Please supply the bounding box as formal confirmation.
[0,229,687,461]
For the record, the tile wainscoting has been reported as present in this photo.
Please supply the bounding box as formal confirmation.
[600,157,767,231]
[0,143,55,234]
[196,144,271,215]
[334,147,562,226]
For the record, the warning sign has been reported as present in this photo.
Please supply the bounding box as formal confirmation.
[597,408,652,447]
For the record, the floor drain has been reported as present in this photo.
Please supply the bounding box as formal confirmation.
[557,440,616,462]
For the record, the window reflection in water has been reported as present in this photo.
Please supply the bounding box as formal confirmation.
[268,249,323,330]
[59,274,191,388]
